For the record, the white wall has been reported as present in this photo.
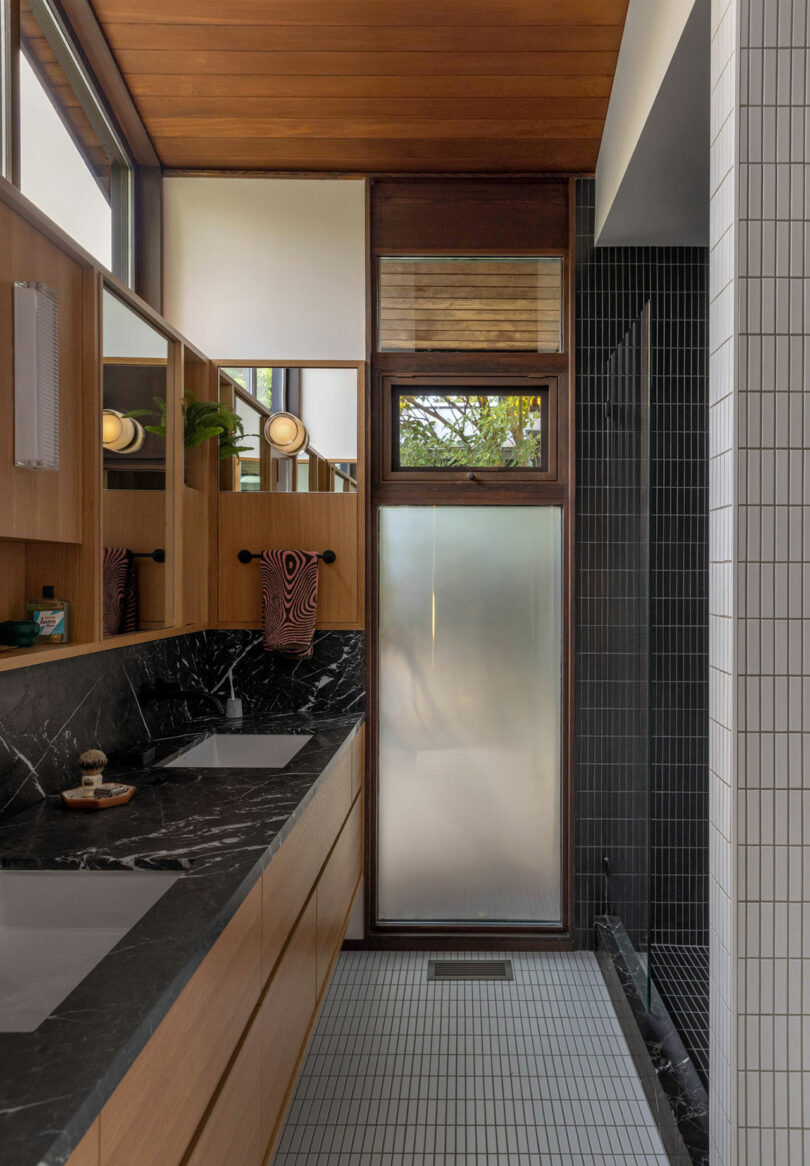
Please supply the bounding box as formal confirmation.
[709,1,810,1162]
[103,289,168,359]
[595,0,700,241]
[301,367,357,462]
[162,178,366,361]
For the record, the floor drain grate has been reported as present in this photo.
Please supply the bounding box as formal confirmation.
[427,959,513,982]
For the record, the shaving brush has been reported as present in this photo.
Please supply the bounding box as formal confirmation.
[79,748,108,790]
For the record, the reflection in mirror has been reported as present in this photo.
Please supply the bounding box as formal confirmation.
[218,366,357,493]
[102,289,170,636]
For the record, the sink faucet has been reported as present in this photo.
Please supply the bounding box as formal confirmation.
[140,679,225,717]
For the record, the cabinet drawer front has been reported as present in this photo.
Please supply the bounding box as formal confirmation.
[351,726,364,802]
[262,795,319,983]
[316,746,353,866]
[184,1018,262,1166]
[316,797,362,998]
[67,1121,99,1166]
[100,882,262,1166]
[260,896,318,1148]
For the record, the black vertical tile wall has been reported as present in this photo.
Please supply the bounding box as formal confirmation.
[574,179,709,1078]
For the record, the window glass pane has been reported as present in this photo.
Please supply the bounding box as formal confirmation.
[221,367,275,410]
[255,367,273,408]
[222,367,250,391]
[394,387,546,471]
[19,52,112,267]
[378,256,562,353]
[233,393,261,462]
[378,505,563,924]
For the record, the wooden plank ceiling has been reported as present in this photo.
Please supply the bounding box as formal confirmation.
[87,0,629,173]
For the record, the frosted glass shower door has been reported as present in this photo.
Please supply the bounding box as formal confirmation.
[378,506,563,925]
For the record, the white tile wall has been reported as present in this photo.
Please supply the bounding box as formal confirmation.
[710,2,739,1161]
[710,0,810,1161]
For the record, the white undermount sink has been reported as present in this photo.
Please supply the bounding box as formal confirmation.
[0,870,180,1032]
[163,733,312,770]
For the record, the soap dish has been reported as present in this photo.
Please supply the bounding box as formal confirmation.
[62,783,136,811]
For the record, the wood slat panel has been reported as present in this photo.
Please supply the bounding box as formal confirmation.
[88,0,628,172]
[114,49,620,76]
[148,116,606,141]
[378,259,562,352]
[136,95,609,120]
[105,23,623,53]
[133,74,616,99]
[382,309,553,321]
[91,1,631,28]
[152,138,602,171]
[382,339,561,351]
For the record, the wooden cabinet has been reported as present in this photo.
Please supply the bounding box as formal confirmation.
[262,794,320,984]
[66,1121,99,1166]
[100,881,262,1166]
[259,896,318,1149]
[95,731,363,1166]
[351,725,365,802]
[184,1018,263,1166]
[315,745,352,867]
[0,200,85,545]
[316,797,363,996]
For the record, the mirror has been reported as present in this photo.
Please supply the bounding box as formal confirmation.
[217,366,357,493]
[101,288,171,636]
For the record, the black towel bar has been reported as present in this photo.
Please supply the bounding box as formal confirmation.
[237,549,336,565]
[131,549,165,562]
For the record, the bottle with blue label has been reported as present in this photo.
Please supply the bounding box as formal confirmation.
[27,586,69,643]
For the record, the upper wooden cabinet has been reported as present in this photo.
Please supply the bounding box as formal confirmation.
[0,199,87,544]
[0,183,214,668]
[0,177,368,669]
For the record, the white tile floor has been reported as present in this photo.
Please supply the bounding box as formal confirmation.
[273,950,670,1165]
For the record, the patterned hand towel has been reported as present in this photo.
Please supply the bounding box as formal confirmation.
[260,550,320,656]
[103,547,138,637]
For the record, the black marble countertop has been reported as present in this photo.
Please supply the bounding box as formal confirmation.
[0,711,363,1166]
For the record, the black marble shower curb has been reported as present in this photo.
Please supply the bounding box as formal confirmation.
[595,916,709,1166]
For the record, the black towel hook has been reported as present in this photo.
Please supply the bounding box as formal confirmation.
[237,549,336,565]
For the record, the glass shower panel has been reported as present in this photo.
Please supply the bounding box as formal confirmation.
[377,505,562,925]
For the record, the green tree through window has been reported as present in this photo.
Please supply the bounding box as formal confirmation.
[398,393,543,469]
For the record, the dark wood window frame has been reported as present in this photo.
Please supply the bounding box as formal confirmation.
[382,373,558,485]
[363,178,578,952]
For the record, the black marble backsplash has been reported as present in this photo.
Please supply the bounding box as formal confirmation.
[0,629,365,820]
